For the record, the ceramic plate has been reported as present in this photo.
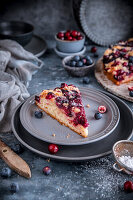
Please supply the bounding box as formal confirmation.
[24,35,47,57]
[19,88,120,145]
[12,91,133,161]
[80,0,133,46]
[54,46,86,58]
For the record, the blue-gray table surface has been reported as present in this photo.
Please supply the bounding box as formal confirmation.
[0,46,133,200]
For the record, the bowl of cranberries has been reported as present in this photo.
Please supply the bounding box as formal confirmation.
[55,30,85,53]
[62,55,95,77]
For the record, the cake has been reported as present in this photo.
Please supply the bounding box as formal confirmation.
[35,83,89,137]
[103,38,133,85]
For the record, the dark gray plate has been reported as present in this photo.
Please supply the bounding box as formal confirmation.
[19,88,120,145]
[24,35,47,57]
[11,91,133,162]
[80,0,133,46]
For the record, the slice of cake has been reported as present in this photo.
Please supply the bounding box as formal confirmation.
[103,38,133,85]
[35,83,89,137]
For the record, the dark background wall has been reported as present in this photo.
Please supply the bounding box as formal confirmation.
[0,0,79,48]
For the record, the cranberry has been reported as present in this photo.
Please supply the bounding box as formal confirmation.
[71,30,78,37]
[129,65,133,71]
[60,37,64,40]
[123,54,129,59]
[65,31,70,38]
[35,95,40,102]
[77,31,81,36]
[121,48,127,52]
[128,86,133,91]
[77,36,83,40]
[61,83,68,88]
[57,32,64,39]
[124,181,133,192]
[48,144,59,154]
[123,62,128,67]
[46,92,55,99]
[43,166,51,175]
[91,47,97,53]
[116,69,125,75]
[67,36,73,41]
[98,105,106,113]
[103,55,109,63]
[71,38,77,41]
[112,61,120,66]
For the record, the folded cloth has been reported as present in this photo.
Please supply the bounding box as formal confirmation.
[0,39,44,132]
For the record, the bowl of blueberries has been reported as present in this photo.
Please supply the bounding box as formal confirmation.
[55,30,85,53]
[62,55,95,77]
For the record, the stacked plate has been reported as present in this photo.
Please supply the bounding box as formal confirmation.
[11,88,133,162]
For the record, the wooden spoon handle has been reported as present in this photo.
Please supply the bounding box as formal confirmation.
[0,140,31,178]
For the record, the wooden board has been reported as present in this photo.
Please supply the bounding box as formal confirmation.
[95,58,133,102]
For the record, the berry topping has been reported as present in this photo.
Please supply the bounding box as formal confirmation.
[129,56,133,63]
[34,110,43,118]
[128,86,133,91]
[123,62,128,67]
[83,77,90,84]
[46,92,55,99]
[35,95,40,102]
[129,65,133,72]
[94,112,102,120]
[112,61,120,66]
[10,183,19,193]
[61,83,68,88]
[124,181,133,192]
[98,105,106,114]
[43,166,51,175]
[129,91,133,97]
[11,143,24,154]
[1,167,12,178]
[91,47,97,53]
[48,144,59,154]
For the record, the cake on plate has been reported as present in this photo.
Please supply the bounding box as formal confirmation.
[35,83,89,138]
[103,38,133,85]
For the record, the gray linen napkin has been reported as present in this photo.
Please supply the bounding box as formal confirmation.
[0,39,44,132]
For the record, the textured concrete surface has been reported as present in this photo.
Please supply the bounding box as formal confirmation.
[0,1,133,200]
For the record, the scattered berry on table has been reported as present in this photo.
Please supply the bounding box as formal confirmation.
[94,112,102,120]
[43,166,52,175]
[124,181,133,192]
[10,183,19,193]
[91,46,97,53]
[1,167,12,178]
[48,144,59,154]
[128,86,133,91]
[11,143,24,154]
[129,91,133,97]
[98,105,106,114]
[34,110,43,118]
[83,77,90,84]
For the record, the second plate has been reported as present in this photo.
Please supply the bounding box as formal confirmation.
[20,88,120,146]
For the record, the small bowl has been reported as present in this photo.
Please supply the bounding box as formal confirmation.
[55,31,85,53]
[113,140,133,175]
[62,55,95,77]
[0,21,34,46]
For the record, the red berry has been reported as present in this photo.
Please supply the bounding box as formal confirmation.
[57,32,64,39]
[65,32,70,38]
[71,30,78,37]
[91,47,97,53]
[43,166,51,175]
[48,144,59,154]
[83,58,87,64]
[77,32,81,36]
[60,37,64,40]
[122,48,127,52]
[128,86,133,91]
[71,37,77,41]
[67,36,73,41]
[98,105,106,114]
[123,62,128,67]
[46,92,55,100]
[77,36,83,40]
[124,181,133,192]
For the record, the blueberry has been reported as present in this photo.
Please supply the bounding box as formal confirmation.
[11,143,24,154]
[129,91,133,97]
[129,56,133,63]
[10,183,19,193]
[85,55,91,61]
[83,77,90,84]
[86,59,93,65]
[94,112,102,120]
[94,53,99,58]
[73,55,80,62]
[70,60,76,67]
[34,110,43,118]
[76,61,83,67]
[43,166,51,175]
[1,167,12,178]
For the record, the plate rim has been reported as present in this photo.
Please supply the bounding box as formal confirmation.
[11,90,133,161]
[19,88,120,146]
